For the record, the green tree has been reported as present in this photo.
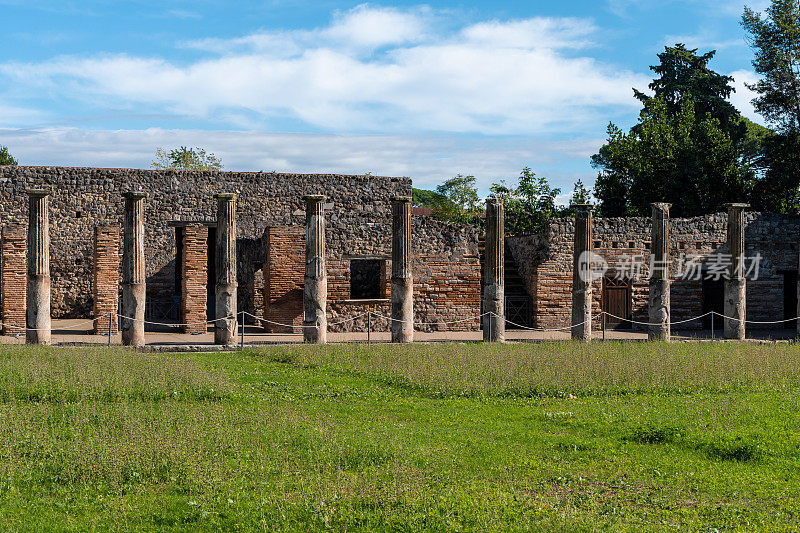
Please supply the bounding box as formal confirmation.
[490,167,561,235]
[412,187,452,210]
[0,146,17,166]
[570,179,591,205]
[742,1,800,132]
[435,174,482,224]
[635,45,745,136]
[592,45,757,217]
[741,1,800,212]
[152,146,223,171]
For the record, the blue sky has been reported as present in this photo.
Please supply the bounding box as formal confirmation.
[0,0,770,198]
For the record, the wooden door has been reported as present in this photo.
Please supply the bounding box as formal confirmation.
[603,277,631,329]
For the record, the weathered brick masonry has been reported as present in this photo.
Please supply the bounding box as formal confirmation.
[263,226,304,333]
[180,225,209,334]
[1,224,26,334]
[508,212,799,330]
[0,166,482,331]
[92,225,120,334]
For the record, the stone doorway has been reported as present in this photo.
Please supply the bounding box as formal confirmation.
[701,278,724,329]
[602,276,631,329]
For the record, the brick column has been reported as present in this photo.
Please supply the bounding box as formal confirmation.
[263,227,304,333]
[572,204,593,342]
[214,193,237,345]
[1,224,26,335]
[391,196,414,343]
[303,195,327,344]
[724,203,748,340]
[483,197,504,342]
[92,225,120,335]
[121,191,146,347]
[26,189,51,345]
[181,224,208,334]
[649,203,671,341]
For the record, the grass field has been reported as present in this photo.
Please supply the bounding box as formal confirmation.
[0,341,799,531]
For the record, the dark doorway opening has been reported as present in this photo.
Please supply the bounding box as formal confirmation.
[783,271,797,330]
[207,227,217,321]
[350,259,383,299]
[701,278,724,329]
[602,276,631,329]
[503,242,532,329]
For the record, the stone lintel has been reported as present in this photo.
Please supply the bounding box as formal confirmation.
[214,192,237,200]
[26,189,51,197]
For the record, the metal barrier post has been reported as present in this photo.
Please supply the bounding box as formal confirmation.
[367,311,371,346]
[240,311,245,350]
[108,312,112,347]
[711,312,714,340]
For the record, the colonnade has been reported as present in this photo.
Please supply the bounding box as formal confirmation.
[13,187,761,345]
[568,201,751,342]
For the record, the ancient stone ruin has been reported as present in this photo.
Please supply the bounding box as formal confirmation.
[0,165,796,344]
[0,166,482,342]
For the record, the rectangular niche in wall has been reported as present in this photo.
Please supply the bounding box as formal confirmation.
[350,259,384,300]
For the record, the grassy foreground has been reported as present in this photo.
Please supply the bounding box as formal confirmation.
[0,342,799,531]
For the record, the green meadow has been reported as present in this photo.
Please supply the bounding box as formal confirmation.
[0,341,798,531]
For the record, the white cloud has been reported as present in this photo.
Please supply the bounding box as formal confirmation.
[0,5,648,136]
[729,69,764,123]
[184,4,431,56]
[0,127,601,191]
[0,104,45,126]
[460,17,598,49]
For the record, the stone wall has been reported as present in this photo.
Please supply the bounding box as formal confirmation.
[508,211,799,330]
[264,215,481,332]
[0,166,411,321]
[0,166,482,332]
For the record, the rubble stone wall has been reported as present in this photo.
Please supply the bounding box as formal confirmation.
[0,166,481,331]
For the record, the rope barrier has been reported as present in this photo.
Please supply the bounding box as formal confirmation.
[601,311,714,327]
[368,312,491,327]
[500,314,597,332]
[0,308,796,335]
[243,311,371,329]
[113,314,236,327]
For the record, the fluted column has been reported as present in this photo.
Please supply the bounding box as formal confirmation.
[303,195,327,344]
[121,191,146,347]
[724,203,748,340]
[572,204,593,341]
[26,189,51,345]
[649,202,671,341]
[483,197,505,342]
[391,196,413,343]
[214,193,238,345]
